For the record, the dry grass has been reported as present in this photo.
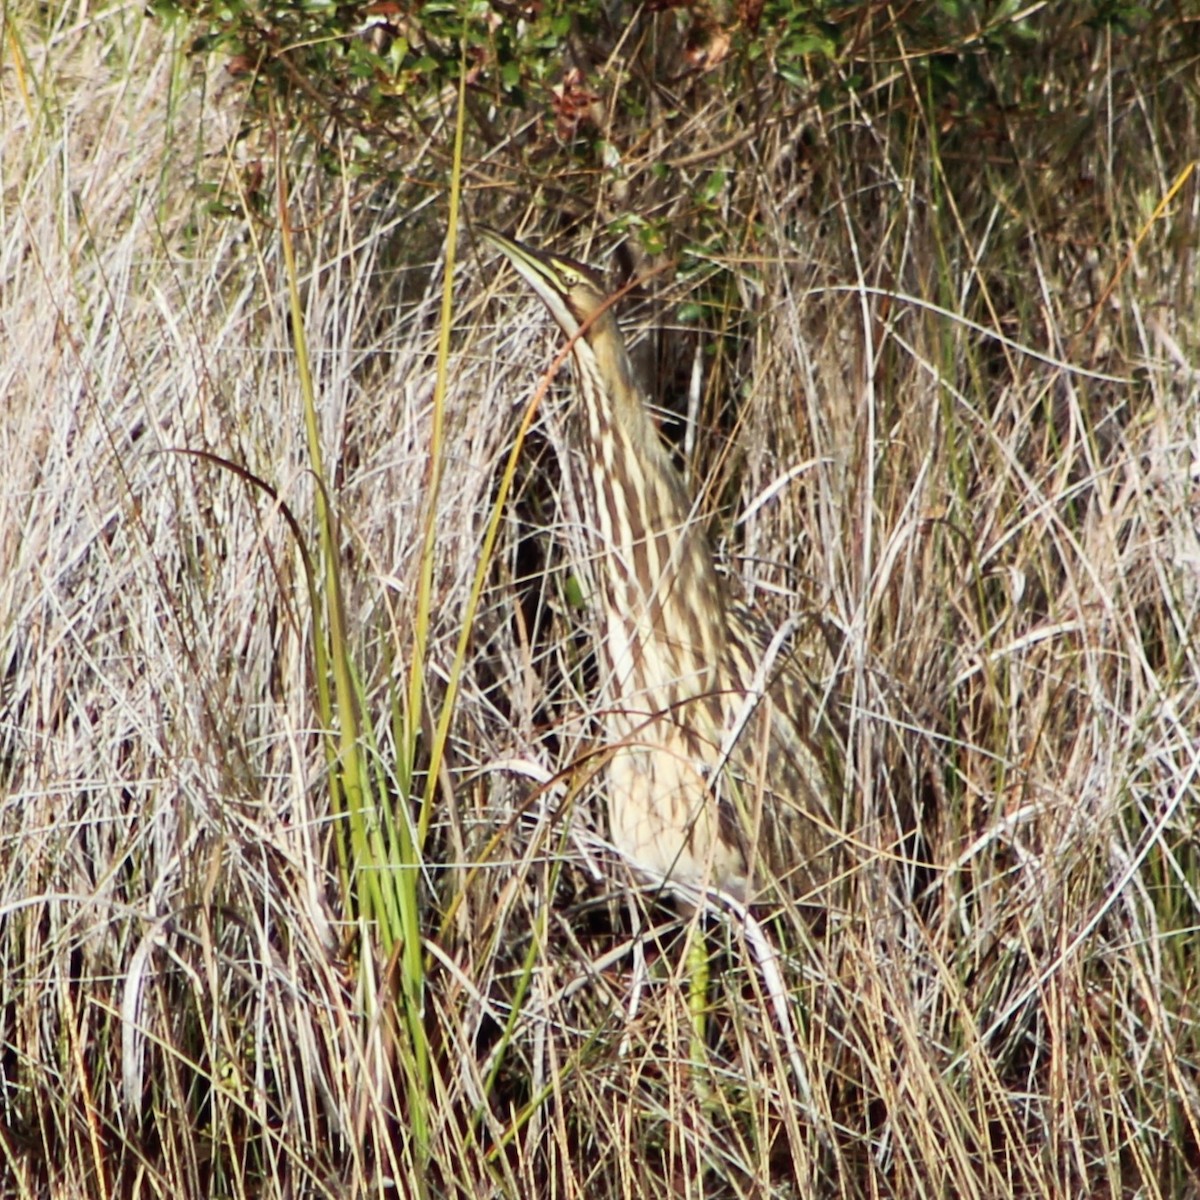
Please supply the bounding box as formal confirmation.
[2,4,1199,1198]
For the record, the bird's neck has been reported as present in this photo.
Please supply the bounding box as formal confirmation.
[571,342,726,706]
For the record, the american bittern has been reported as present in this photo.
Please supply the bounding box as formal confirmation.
[482,227,841,909]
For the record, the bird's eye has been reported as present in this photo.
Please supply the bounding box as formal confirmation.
[560,269,580,288]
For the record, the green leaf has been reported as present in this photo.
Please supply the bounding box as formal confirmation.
[697,170,727,206]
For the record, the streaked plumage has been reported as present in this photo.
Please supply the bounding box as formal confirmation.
[482,226,841,907]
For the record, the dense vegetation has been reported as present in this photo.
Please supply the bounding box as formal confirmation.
[2,2,1197,1196]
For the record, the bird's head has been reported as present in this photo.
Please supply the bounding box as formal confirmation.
[479,225,621,347]
[481,225,645,419]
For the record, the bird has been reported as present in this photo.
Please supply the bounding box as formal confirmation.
[480,226,842,910]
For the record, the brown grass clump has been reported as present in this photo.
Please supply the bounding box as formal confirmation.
[2,4,1198,1197]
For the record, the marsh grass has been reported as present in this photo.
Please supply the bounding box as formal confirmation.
[2,4,1198,1197]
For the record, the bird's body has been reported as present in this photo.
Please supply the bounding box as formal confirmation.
[482,227,840,907]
